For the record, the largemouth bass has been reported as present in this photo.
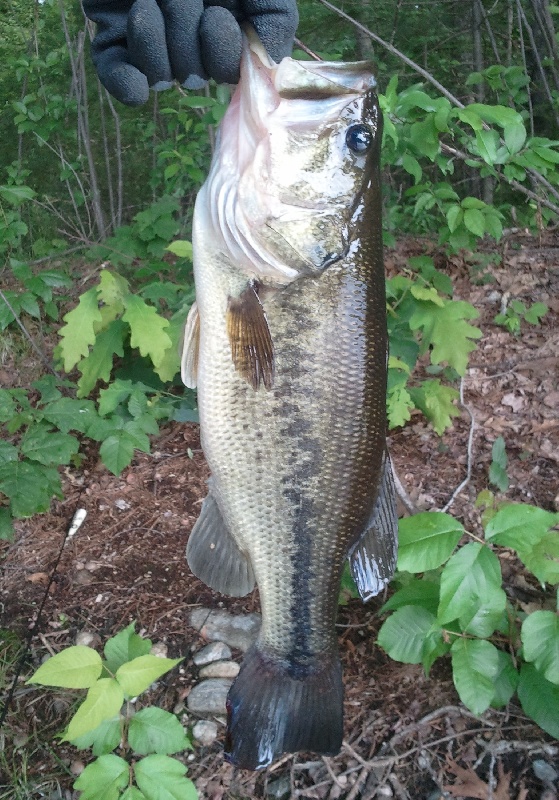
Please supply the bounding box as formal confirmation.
[182,34,398,771]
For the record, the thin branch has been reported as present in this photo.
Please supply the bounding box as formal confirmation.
[442,378,476,513]
[0,289,61,378]
[390,460,419,515]
[313,0,466,108]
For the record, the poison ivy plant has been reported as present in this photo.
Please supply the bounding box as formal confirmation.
[28,623,197,800]
[377,503,559,739]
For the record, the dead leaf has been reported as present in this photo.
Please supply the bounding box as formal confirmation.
[502,392,524,412]
[443,758,511,800]
[26,572,49,585]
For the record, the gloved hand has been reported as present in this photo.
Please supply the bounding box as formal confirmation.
[82,0,299,106]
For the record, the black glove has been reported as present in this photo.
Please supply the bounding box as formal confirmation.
[82,0,299,106]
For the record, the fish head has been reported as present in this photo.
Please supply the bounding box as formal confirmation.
[204,35,382,283]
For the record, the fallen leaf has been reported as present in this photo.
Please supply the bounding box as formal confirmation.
[26,572,49,585]
[502,392,524,412]
[443,758,511,800]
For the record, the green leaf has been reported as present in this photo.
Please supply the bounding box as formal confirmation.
[475,129,499,164]
[491,650,518,708]
[381,579,441,616]
[0,184,35,204]
[489,436,509,492]
[0,461,62,517]
[518,663,559,738]
[524,532,559,585]
[128,708,191,755]
[401,154,422,184]
[450,638,500,715]
[20,423,79,466]
[121,789,148,800]
[73,754,129,800]
[409,299,481,375]
[66,678,124,740]
[521,611,559,685]
[463,208,485,237]
[97,269,129,308]
[166,240,193,259]
[116,655,182,697]
[446,204,463,233]
[104,622,152,675]
[408,380,460,435]
[98,379,135,416]
[485,504,559,553]
[377,606,443,666]
[42,398,97,434]
[77,320,126,398]
[134,755,197,800]
[524,302,548,324]
[0,441,18,464]
[398,512,463,573]
[505,123,527,155]
[0,507,14,540]
[28,646,103,688]
[70,716,122,755]
[122,295,172,368]
[59,288,103,371]
[438,543,506,637]
[99,431,137,476]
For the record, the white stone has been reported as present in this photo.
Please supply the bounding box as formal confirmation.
[187,678,232,715]
[193,641,232,666]
[199,660,240,679]
[192,719,218,747]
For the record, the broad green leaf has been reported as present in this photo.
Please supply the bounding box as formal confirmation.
[116,655,182,697]
[408,380,460,435]
[521,611,559,685]
[66,679,124,740]
[398,512,463,572]
[121,789,147,800]
[438,543,506,637]
[518,663,559,739]
[77,320,126,398]
[463,208,485,237]
[409,117,440,160]
[450,638,500,715]
[0,461,62,517]
[73,754,129,800]
[489,436,509,492]
[409,299,481,375]
[485,504,559,554]
[98,379,135,416]
[128,708,191,755]
[59,288,103,371]
[377,606,442,665]
[122,295,171,368]
[0,441,18,463]
[70,716,122,755]
[28,645,102,688]
[380,579,440,615]
[401,153,422,184]
[153,312,183,382]
[42,398,97,434]
[505,123,527,155]
[20,423,79,466]
[410,286,445,306]
[491,650,518,708]
[134,755,197,800]
[0,184,35,204]
[524,302,548,324]
[97,269,129,308]
[457,107,483,131]
[446,205,463,233]
[104,622,152,675]
[475,129,499,164]
[524,532,559,585]
[166,240,193,259]
[467,103,522,127]
[99,431,137,476]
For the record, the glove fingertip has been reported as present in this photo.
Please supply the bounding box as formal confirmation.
[103,63,150,106]
[200,7,242,84]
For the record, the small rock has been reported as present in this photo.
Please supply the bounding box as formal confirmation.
[187,678,233,715]
[487,290,501,304]
[75,631,100,648]
[150,642,168,658]
[199,660,240,679]
[266,774,291,799]
[70,760,85,776]
[189,608,261,652]
[193,641,232,666]
[376,787,393,798]
[192,719,218,747]
[114,499,130,511]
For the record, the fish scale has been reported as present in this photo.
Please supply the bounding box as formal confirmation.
[182,32,398,770]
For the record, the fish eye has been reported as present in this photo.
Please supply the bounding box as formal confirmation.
[345,124,373,153]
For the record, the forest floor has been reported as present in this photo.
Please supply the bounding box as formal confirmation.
[1,233,558,799]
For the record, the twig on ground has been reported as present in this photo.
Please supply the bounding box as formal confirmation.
[390,462,419,515]
[442,378,476,513]
[322,756,346,788]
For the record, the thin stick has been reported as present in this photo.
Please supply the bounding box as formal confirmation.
[442,378,476,513]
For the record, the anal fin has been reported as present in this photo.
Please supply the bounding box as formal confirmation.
[226,282,274,390]
[186,484,256,597]
[348,453,398,601]
[180,301,200,389]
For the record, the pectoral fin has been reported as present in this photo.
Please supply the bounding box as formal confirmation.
[180,301,200,389]
[348,454,398,601]
[227,283,274,390]
[186,483,256,597]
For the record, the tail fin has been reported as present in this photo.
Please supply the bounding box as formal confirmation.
[224,645,343,770]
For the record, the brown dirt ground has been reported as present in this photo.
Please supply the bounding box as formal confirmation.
[1,234,558,799]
